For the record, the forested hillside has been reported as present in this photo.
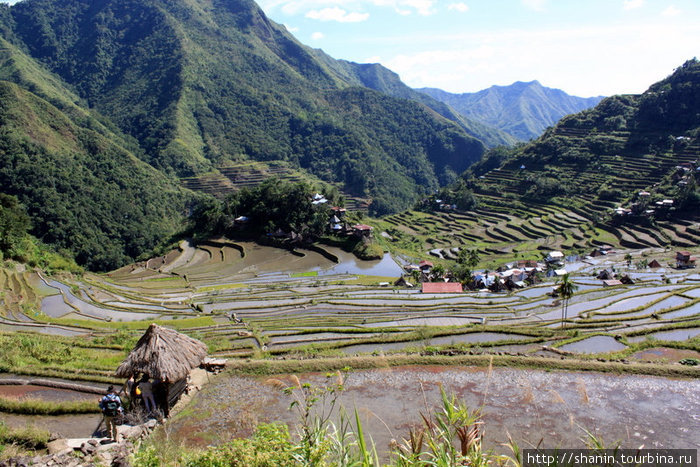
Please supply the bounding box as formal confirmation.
[420,81,604,141]
[0,0,489,215]
[0,38,191,270]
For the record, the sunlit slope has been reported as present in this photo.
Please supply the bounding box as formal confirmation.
[1,0,489,213]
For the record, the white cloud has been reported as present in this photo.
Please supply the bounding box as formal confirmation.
[448,3,469,13]
[623,0,644,10]
[306,7,369,22]
[521,0,547,11]
[311,31,325,40]
[381,22,700,96]
[259,0,435,17]
[662,5,680,17]
[284,24,300,32]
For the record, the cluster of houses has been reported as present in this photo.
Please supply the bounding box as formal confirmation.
[674,160,699,188]
[400,247,698,294]
[402,256,555,294]
[614,159,698,218]
[613,190,674,218]
[326,205,374,238]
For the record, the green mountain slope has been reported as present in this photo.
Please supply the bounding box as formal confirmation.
[461,59,700,248]
[379,61,699,267]
[315,57,517,148]
[1,0,487,213]
[419,81,604,141]
[0,38,191,271]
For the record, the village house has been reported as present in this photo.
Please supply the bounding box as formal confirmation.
[676,251,697,269]
[311,193,328,205]
[603,279,623,287]
[331,206,347,218]
[352,224,373,238]
[418,260,433,272]
[545,251,564,264]
[329,214,344,234]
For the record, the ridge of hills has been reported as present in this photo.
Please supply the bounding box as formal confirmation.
[419,80,604,141]
[0,0,498,214]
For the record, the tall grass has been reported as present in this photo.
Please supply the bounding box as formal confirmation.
[0,421,51,454]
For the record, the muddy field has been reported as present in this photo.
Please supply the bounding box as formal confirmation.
[168,365,700,459]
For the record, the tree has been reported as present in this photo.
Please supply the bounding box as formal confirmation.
[461,249,480,268]
[624,253,633,268]
[431,263,446,281]
[0,193,31,255]
[556,273,578,328]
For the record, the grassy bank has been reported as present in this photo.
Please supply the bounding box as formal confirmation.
[0,397,99,415]
[225,353,700,378]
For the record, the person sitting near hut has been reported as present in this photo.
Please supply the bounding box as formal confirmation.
[137,375,156,415]
[99,386,123,442]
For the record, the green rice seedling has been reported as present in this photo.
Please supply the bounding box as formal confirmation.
[0,397,99,415]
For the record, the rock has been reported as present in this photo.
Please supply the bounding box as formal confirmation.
[47,439,71,455]
[80,444,94,456]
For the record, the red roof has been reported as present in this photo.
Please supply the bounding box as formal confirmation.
[353,224,373,231]
[419,260,433,268]
[421,282,463,293]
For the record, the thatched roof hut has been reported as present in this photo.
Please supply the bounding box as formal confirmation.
[115,324,208,383]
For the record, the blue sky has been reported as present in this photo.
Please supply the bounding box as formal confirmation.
[2,0,698,96]
[256,0,700,97]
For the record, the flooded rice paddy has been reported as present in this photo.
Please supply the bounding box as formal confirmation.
[170,366,700,459]
[559,336,627,354]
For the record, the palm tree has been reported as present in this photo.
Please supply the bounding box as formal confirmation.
[556,273,578,328]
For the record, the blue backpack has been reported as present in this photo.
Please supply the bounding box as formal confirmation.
[101,395,121,416]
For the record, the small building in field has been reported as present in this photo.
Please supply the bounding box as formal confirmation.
[603,279,623,287]
[115,324,208,416]
[676,251,696,269]
[546,251,564,264]
[648,259,662,269]
[597,269,615,280]
[421,282,463,293]
[418,260,434,272]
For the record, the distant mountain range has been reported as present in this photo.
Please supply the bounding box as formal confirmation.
[418,81,604,141]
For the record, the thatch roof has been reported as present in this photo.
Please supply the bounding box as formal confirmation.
[115,324,208,382]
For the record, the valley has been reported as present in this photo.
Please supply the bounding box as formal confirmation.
[1,239,698,463]
[0,0,699,464]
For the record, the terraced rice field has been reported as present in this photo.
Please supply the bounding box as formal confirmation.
[181,161,370,212]
[464,135,700,259]
[2,241,698,363]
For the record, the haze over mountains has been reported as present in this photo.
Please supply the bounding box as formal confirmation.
[419,81,605,141]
